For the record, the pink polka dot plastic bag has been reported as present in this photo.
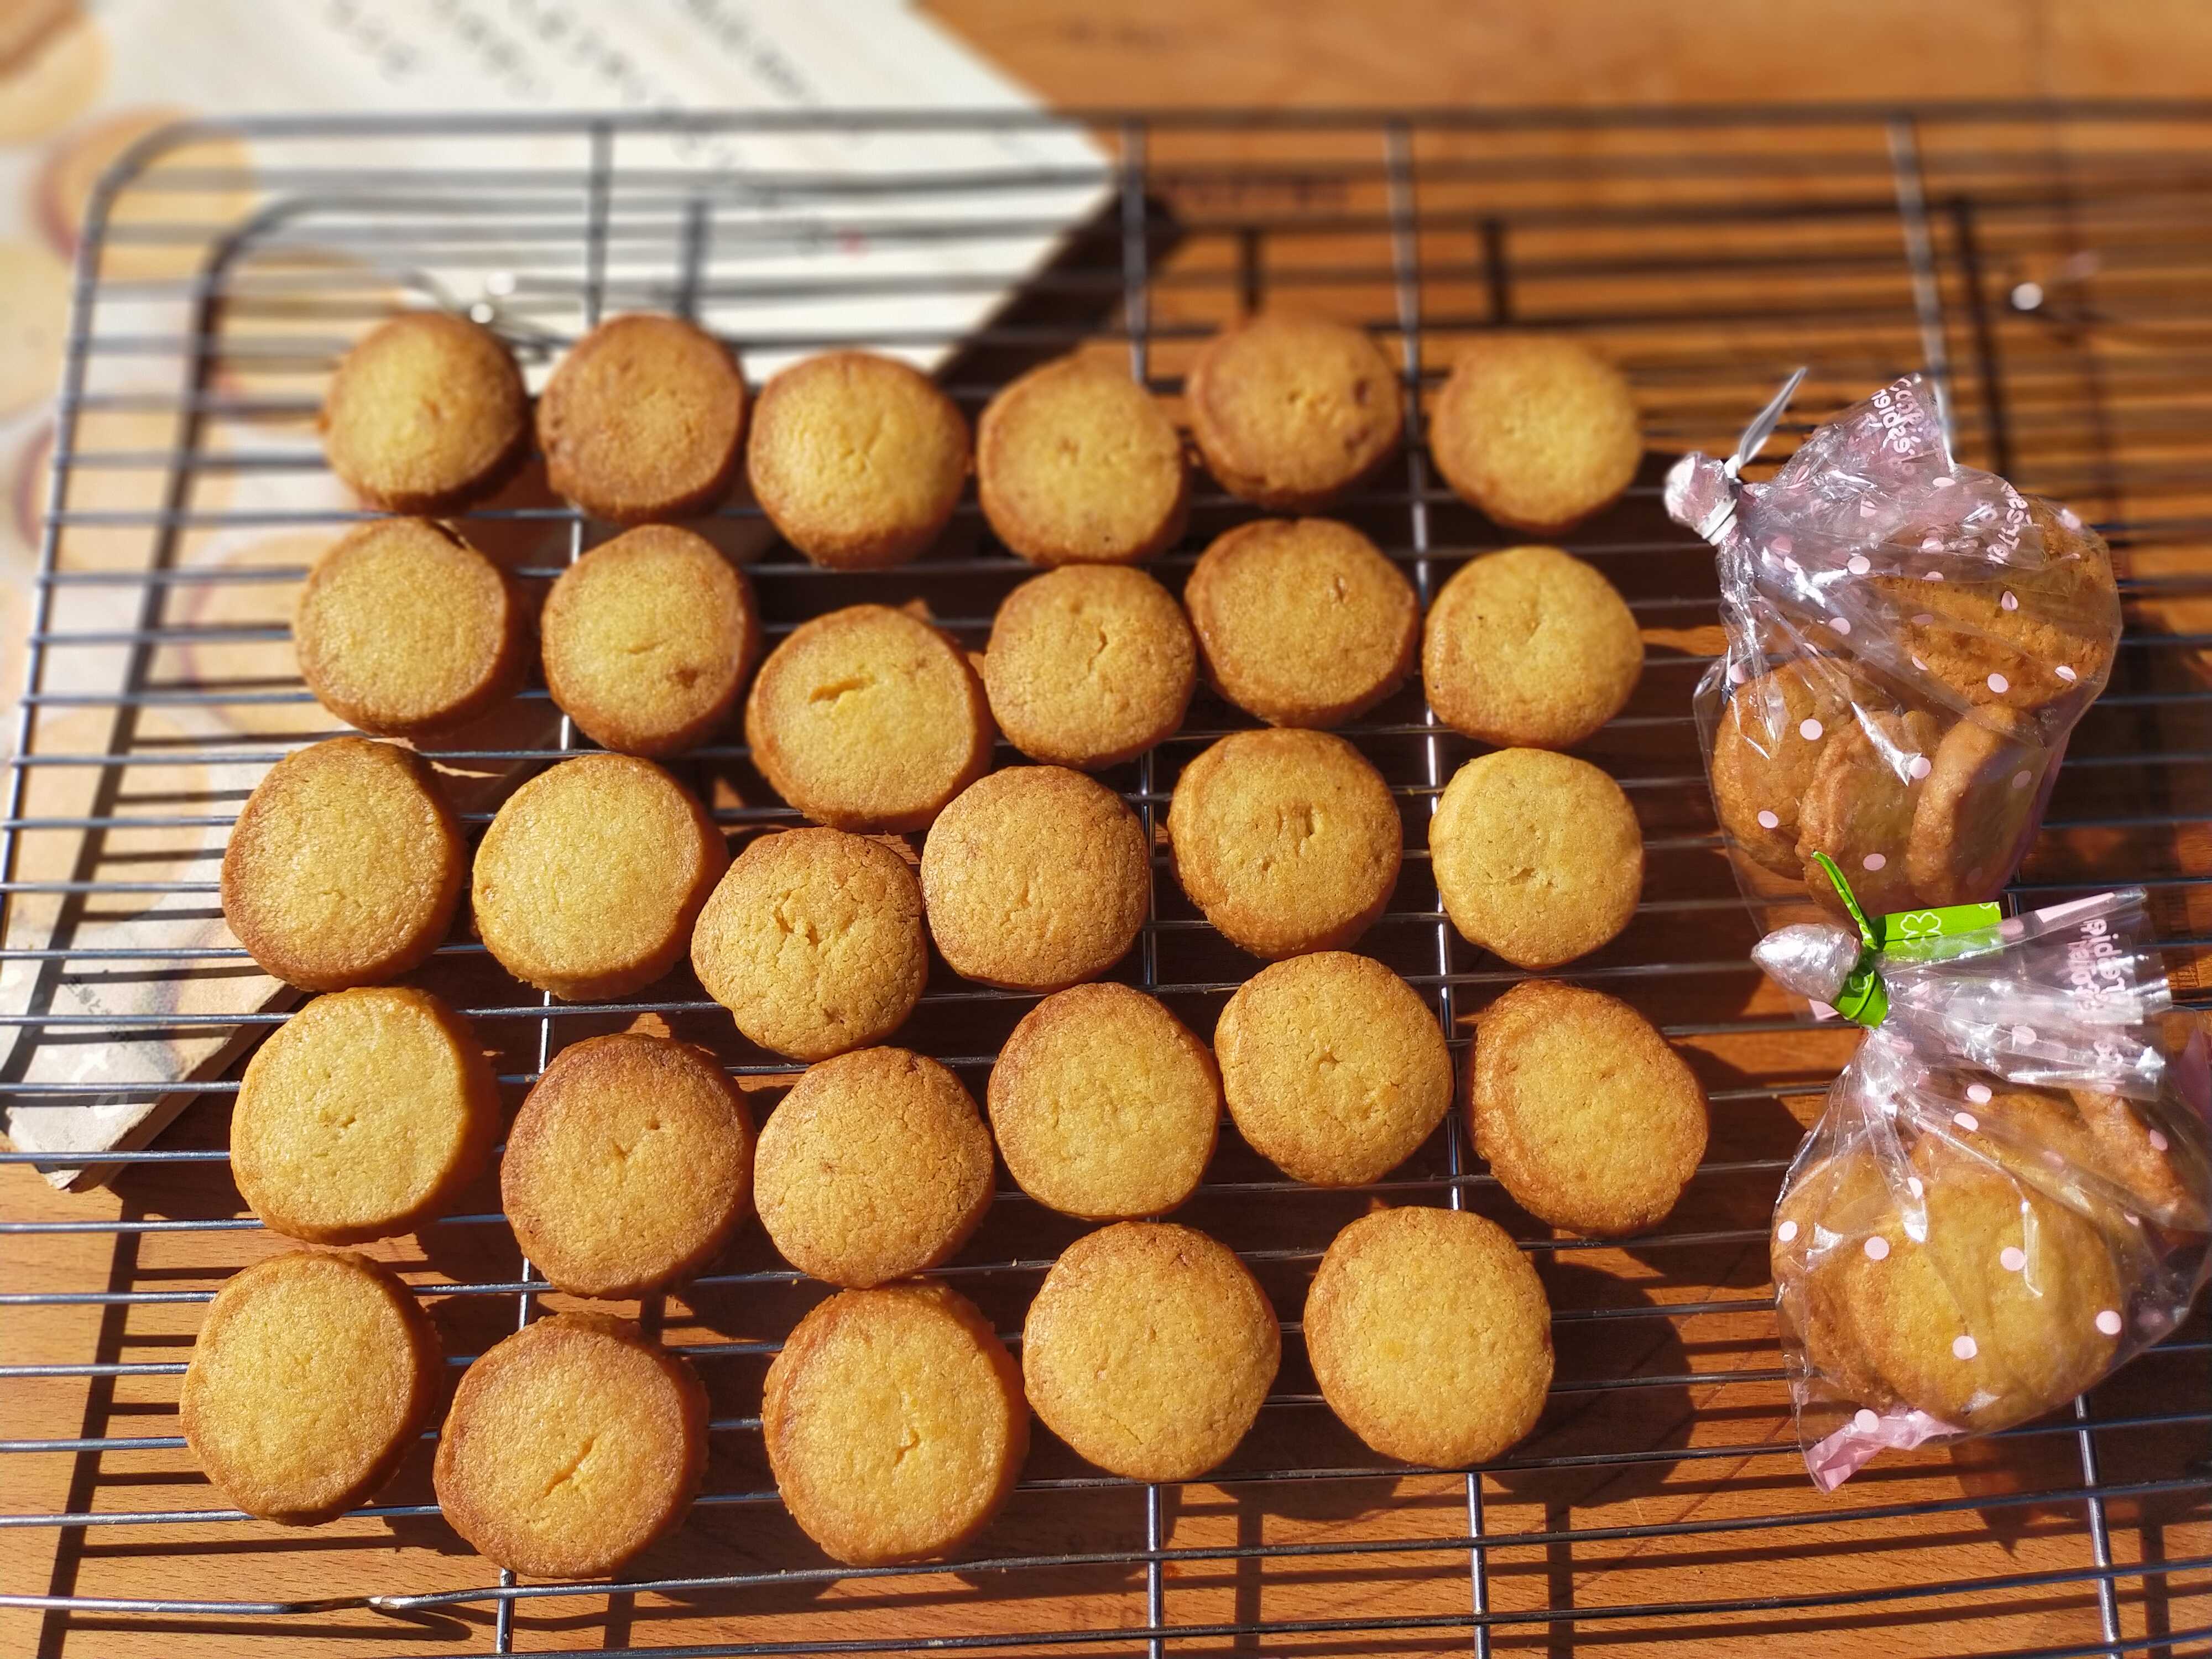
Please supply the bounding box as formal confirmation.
[1755,886,2210,1489]
[1665,372,2123,929]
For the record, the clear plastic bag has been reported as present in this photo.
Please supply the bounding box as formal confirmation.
[1666,374,2124,926]
[1756,888,2211,1489]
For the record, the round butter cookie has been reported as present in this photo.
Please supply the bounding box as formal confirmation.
[538,313,747,523]
[691,827,926,1061]
[1430,748,1641,969]
[1905,707,2049,906]
[988,983,1220,1220]
[983,564,1195,769]
[1023,1221,1279,1481]
[1215,952,1451,1187]
[753,1047,993,1288]
[744,603,993,832]
[977,353,1189,566]
[182,1250,440,1524]
[1428,333,1641,534]
[1710,661,1870,880]
[747,351,968,570]
[920,766,1149,993]
[1305,1207,1552,1467]
[221,737,464,991]
[1421,545,1642,749]
[540,524,760,756]
[503,1034,755,1299]
[434,1313,708,1578]
[293,517,525,738]
[472,753,727,1000]
[764,1282,1027,1566]
[233,986,499,1244]
[321,310,526,511]
[1794,707,1942,917]
[1470,980,1708,1237]
[1185,518,1418,728]
[1167,728,1401,959]
[1186,313,1402,509]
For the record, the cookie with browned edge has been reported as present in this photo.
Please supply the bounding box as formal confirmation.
[983,565,1195,768]
[1428,333,1641,534]
[321,310,526,511]
[538,313,747,523]
[1186,313,1402,509]
[977,354,1189,566]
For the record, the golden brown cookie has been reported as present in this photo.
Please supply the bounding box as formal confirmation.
[503,1034,755,1299]
[233,987,499,1244]
[1905,707,2049,906]
[1470,979,1708,1236]
[1430,749,1642,969]
[1215,953,1451,1187]
[920,766,1149,992]
[538,313,747,523]
[690,827,926,1061]
[1795,708,1943,917]
[982,565,1195,768]
[540,524,760,756]
[753,1047,993,1288]
[181,1250,441,1524]
[2061,1089,2204,1229]
[1421,545,1643,749]
[1303,1207,1552,1467]
[1186,313,1403,509]
[222,737,465,991]
[764,1282,1027,1566]
[987,983,1220,1220]
[434,1313,708,1578]
[1021,1221,1280,1481]
[1710,661,1871,880]
[1167,728,1401,959]
[976,353,1190,566]
[1428,333,1642,534]
[1871,499,2120,716]
[1184,518,1418,728]
[293,517,526,738]
[472,754,727,1000]
[320,311,527,511]
[747,351,969,570]
[744,603,993,832]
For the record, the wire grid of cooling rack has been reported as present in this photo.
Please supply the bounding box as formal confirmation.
[1,105,2210,1659]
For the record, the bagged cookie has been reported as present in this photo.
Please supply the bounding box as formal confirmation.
[1666,373,2122,922]
[1756,874,2210,1489]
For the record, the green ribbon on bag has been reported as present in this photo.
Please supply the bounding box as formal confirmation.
[1807,852,2004,1028]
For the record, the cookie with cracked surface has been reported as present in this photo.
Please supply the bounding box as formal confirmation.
[221,737,465,991]
[232,986,499,1244]
[1428,333,1641,534]
[1904,706,2049,906]
[691,827,926,1061]
[920,765,1149,993]
[540,524,760,756]
[434,1313,708,1578]
[987,983,1220,1220]
[538,313,747,523]
[744,603,993,832]
[321,310,526,511]
[1710,660,1872,880]
[182,1250,441,1524]
[1470,979,1708,1237]
[976,353,1188,566]
[1214,952,1451,1187]
[747,351,969,570]
[1795,707,1943,917]
[1166,727,1401,959]
[502,1034,755,1299]
[1421,544,1643,749]
[764,1282,1027,1566]
[1430,748,1641,969]
[1304,1206,1552,1467]
[752,1047,993,1288]
[471,753,727,1000]
[1021,1221,1279,1481]
[1186,313,1402,509]
[1184,517,1418,728]
[982,564,1194,769]
[294,517,525,738]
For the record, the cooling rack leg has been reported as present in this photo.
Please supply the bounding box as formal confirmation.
[2072,1394,2122,1656]
[1887,114,1957,446]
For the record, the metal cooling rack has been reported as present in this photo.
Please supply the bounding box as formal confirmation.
[2,104,2211,1658]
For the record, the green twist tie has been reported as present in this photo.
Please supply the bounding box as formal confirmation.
[1811,853,1888,1026]
[1808,853,2006,1026]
